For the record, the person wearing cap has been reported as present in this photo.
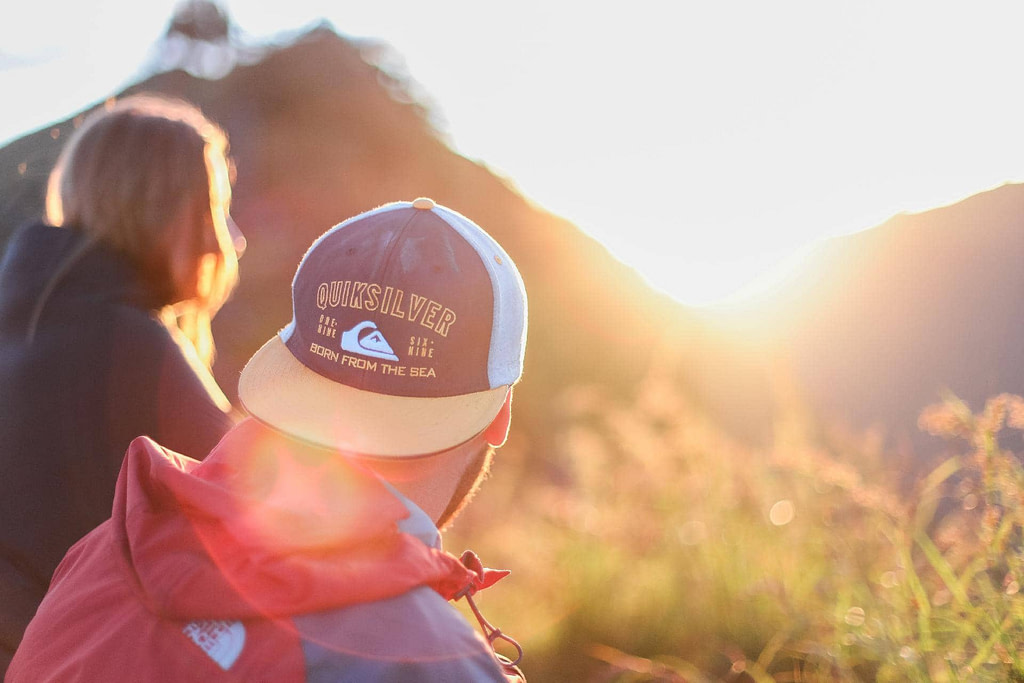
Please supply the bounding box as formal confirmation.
[7,199,528,682]
[0,95,243,674]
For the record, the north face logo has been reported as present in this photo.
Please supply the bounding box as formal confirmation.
[183,620,246,671]
[341,320,399,361]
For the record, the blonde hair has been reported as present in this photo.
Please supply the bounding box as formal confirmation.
[45,94,238,368]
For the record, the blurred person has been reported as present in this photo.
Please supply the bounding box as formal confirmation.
[0,95,243,673]
[6,199,528,681]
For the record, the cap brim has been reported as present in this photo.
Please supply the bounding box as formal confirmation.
[238,335,509,456]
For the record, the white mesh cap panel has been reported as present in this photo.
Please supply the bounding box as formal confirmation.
[433,205,528,388]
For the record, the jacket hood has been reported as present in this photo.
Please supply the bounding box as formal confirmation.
[110,419,477,621]
[0,223,164,339]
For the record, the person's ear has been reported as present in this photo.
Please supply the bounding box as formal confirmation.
[483,387,514,447]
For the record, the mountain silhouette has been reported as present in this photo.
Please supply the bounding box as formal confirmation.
[755,183,1024,455]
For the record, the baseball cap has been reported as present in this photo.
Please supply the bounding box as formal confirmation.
[238,198,528,456]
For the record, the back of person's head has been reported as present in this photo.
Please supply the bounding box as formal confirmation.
[45,94,240,365]
[238,198,528,459]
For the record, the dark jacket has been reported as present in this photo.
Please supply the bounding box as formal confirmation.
[0,223,234,672]
[7,419,518,682]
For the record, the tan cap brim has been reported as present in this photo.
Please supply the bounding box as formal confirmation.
[238,335,509,456]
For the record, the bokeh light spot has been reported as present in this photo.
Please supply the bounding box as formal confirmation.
[677,520,707,546]
[769,499,795,526]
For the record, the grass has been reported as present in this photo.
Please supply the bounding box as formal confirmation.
[446,372,1024,681]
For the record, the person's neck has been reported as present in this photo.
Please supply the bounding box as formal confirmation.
[355,434,486,525]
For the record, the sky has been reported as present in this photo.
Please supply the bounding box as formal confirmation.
[3,1,1024,306]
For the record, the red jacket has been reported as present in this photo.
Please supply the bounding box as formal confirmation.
[7,420,519,681]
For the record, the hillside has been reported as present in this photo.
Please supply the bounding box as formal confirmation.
[696,182,1024,458]
[776,183,1024,454]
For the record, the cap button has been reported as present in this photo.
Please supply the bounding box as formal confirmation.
[412,197,436,210]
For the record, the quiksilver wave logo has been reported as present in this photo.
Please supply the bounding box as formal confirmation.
[182,620,246,671]
[341,321,399,361]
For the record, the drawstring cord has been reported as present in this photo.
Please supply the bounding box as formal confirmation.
[458,588,524,667]
[454,550,524,667]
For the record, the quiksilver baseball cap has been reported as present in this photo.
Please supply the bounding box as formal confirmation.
[238,198,528,456]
